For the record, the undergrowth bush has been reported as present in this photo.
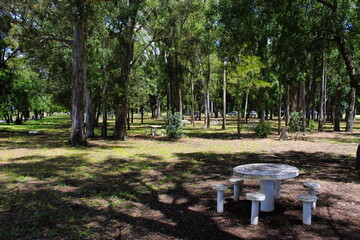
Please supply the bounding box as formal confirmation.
[308,119,316,133]
[254,120,271,138]
[288,112,302,132]
[164,113,184,138]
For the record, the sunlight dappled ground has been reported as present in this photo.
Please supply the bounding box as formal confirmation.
[0,115,359,239]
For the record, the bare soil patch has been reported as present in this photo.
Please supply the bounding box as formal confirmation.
[0,125,359,239]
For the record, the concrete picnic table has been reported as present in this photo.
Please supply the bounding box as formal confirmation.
[150,125,163,136]
[233,163,299,212]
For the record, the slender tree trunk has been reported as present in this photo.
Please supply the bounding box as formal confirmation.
[278,81,282,135]
[95,104,101,127]
[127,108,130,130]
[206,88,210,128]
[222,68,226,129]
[345,87,356,132]
[131,108,134,123]
[285,85,290,126]
[334,84,342,131]
[191,73,195,127]
[167,81,171,117]
[101,82,108,137]
[301,81,306,132]
[318,57,325,132]
[69,3,86,146]
[244,89,249,120]
[85,84,95,138]
[237,102,241,139]
[356,144,360,170]
[179,81,183,119]
[156,94,161,119]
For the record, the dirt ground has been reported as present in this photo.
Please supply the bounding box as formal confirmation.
[0,126,359,240]
[103,132,360,240]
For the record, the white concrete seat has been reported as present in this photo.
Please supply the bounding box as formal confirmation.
[212,184,229,212]
[229,178,244,201]
[298,193,317,225]
[303,182,320,209]
[246,192,265,225]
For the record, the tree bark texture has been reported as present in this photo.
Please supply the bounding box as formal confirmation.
[278,81,282,135]
[318,57,325,132]
[356,144,360,171]
[101,82,108,137]
[333,84,342,131]
[222,68,226,130]
[85,84,95,138]
[69,2,86,146]
[191,73,195,127]
[345,87,356,132]
[156,94,161,119]
[301,81,306,132]
[285,85,290,126]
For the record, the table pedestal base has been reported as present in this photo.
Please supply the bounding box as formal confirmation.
[260,180,274,212]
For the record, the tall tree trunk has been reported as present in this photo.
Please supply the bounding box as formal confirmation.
[244,89,249,121]
[356,144,360,171]
[85,84,95,138]
[285,85,290,126]
[335,36,360,172]
[191,73,195,127]
[237,102,241,139]
[345,87,356,132]
[301,81,306,132]
[179,81,183,119]
[127,108,130,130]
[278,81,282,135]
[95,103,101,127]
[318,57,325,132]
[167,81,171,117]
[333,84,342,131]
[222,68,226,130]
[206,88,210,128]
[69,3,86,146]
[131,108,134,123]
[114,106,127,140]
[101,81,108,137]
[156,94,161,119]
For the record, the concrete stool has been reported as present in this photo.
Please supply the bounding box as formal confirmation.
[212,184,229,212]
[246,192,265,225]
[298,193,317,225]
[274,180,281,199]
[229,178,244,201]
[303,182,320,209]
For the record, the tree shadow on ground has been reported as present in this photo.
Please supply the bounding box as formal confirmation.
[0,150,359,239]
[174,151,359,183]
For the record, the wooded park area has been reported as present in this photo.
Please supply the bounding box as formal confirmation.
[1,1,360,158]
[1,1,360,239]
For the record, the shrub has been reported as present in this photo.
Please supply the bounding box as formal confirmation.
[164,112,184,138]
[308,119,316,133]
[288,112,302,132]
[254,120,272,138]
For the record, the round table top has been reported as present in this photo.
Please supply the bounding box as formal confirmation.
[233,163,299,180]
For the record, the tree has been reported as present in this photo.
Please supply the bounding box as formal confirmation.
[227,55,267,138]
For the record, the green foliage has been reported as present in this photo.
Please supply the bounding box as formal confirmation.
[308,119,316,133]
[254,120,271,138]
[164,112,184,138]
[288,112,302,132]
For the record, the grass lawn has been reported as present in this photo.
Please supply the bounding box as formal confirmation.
[0,114,359,239]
